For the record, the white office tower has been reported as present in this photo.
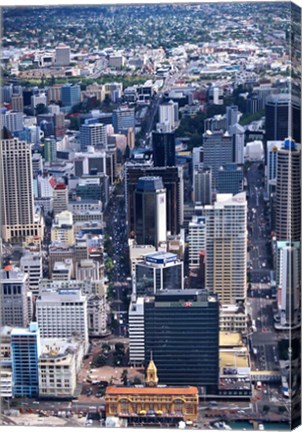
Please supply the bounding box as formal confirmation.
[226,105,239,129]
[193,168,212,205]
[31,93,47,110]
[203,192,247,304]
[0,111,23,133]
[229,123,245,164]
[36,288,89,353]
[192,146,204,172]
[20,253,43,295]
[0,138,44,242]
[80,123,108,150]
[266,141,283,189]
[129,297,145,366]
[188,216,206,269]
[276,241,300,327]
[159,100,178,131]
[55,43,71,66]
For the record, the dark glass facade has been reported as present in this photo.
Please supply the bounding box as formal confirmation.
[135,191,157,246]
[126,165,182,237]
[265,95,301,143]
[144,290,219,392]
[152,132,176,167]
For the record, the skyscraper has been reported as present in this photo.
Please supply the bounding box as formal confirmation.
[216,164,243,195]
[134,177,167,247]
[0,266,30,327]
[0,111,23,133]
[265,94,301,143]
[266,141,283,193]
[229,123,245,165]
[125,164,183,236]
[275,139,301,242]
[226,105,238,130]
[203,192,247,304]
[44,137,57,163]
[55,43,71,66]
[36,288,89,352]
[61,84,81,107]
[0,138,44,242]
[276,241,300,327]
[158,100,178,131]
[152,131,176,167]
[188,216,206,269]
[112,106,135,133]
[11,322,41,398]
[53,183,68,215]
[202,131,233,185]
[144,290,219,392]
[80,123,108,150]
[193,167,212,205]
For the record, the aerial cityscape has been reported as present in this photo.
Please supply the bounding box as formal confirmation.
[0,1,301,430]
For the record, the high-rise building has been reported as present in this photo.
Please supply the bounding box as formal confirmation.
[53,183,68,215]
[31,93,47,110]
[125,164,184,237]
[134,177,167,247]
[76,174,109,207]
[0,138,44,242]
[192,146,204,172]
[226,105,238,129]
[36,288,88,352]
[20,253,43,296]
[55,43,71,66]
[61,84,81,108]
[275,139,301,242]
[158,100,178,131]
[11,322,41,397]
[265,94,301,143]
[32,153,43,177]
[129,297,145,366]
[2,84,14,103]
[203,131,233,185]
[276,241,301,327]
[216,164,243,195]
[266,141,283,193]
[188,216,206,269]
[44,137,57,163]
[203,192,247,304]
[112,106,135,133]
[47,85,63,103]
[0,267,30,327]
[229,123,245,165]
[80,123,107,150]
[11,94,24,112]
[0,111,23,133]
[135,252,183,296]
[152,131,176,167]
[144,290,219,391]
[193,167,212,205]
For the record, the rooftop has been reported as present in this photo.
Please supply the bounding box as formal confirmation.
[220,350,249,370]
[219,332,243,347]
[106,386,198,396]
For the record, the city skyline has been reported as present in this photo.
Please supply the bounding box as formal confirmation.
[0,1,301,430]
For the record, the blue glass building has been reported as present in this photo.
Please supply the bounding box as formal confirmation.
[61,84,81,108]
[11,322,41,397]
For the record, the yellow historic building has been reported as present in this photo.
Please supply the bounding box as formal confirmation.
[105,359,199,426]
